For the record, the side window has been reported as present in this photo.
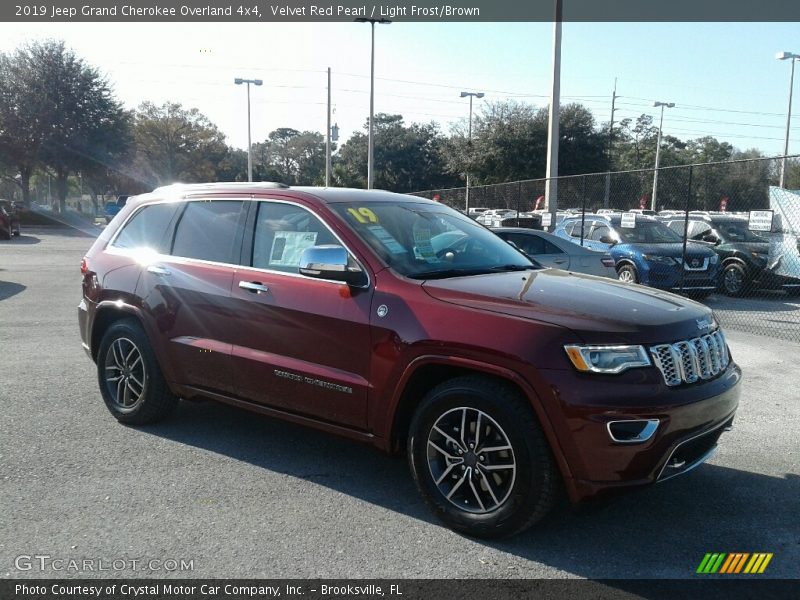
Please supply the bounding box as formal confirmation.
[667,220,687,236]
[589,224,611,241]
[542,239,565,254]
[112,203,179,252]
[689,221,712,240]
[570,220,592,238]
[506,233,546,256]
[171,200,245,263]
[251,202,337,273]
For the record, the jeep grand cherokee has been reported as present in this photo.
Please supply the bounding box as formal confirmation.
[78,183,741,538]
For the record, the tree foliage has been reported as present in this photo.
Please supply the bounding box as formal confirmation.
[132,101,229,186]
[335,114,458,192]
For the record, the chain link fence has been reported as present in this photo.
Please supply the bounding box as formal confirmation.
[412,156,800,343]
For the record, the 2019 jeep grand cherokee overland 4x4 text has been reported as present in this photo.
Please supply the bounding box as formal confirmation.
[78,183,741,538]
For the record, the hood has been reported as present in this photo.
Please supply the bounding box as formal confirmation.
[422,269,715,345]
[614,242,715,257]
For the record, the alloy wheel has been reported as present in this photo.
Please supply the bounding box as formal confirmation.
[426,407,516,514]
[103,337,147,412]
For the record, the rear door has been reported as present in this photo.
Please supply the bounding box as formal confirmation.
[227,199,373,429]
[135,199,246,395]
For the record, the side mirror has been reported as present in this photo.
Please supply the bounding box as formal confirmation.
[299,245,367,288]
[599,235,616,245]
[702,234,720,244]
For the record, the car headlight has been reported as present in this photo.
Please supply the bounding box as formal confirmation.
[564,344,651,374]
[642,254,675,264]
[710,254,719,264]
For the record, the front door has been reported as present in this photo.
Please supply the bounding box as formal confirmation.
[228,200,373,429]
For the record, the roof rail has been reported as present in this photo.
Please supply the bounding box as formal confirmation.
[151,181,290,194]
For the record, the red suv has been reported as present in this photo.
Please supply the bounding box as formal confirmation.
[79,183,741,538]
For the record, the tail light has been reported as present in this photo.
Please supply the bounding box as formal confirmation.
[80,257,88,274]
[601,255,616,268]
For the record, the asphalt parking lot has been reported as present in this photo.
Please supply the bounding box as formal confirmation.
[1,226,798,579]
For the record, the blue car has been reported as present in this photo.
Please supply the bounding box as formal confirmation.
[554,214,720,296]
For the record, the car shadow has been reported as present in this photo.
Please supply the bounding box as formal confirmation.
[0,280,26,301]
[705,293,800,312]
[0,234,41,245]
[141,400,798,578]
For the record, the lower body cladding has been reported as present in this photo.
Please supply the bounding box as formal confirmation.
[533,362,741,503]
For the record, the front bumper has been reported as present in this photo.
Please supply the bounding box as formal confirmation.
[641,261,720,290]
[534,361,741,503]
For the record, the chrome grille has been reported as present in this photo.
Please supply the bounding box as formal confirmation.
[651,330,729,386]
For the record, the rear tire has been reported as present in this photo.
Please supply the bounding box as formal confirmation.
[96,319,178,425]
[408,376,559,539]
[616,264,638,284]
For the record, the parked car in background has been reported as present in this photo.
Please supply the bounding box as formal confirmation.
[486,213,542,229]
[493,227,616,278]
[0,200,21,238]
[476,208,516,225]
[596,208,622,216]
[663,214,800,297]
[554,214,720,296]
[79,183,740,538]
[467,207,490,219]
[629,209,657,216]
[104,195,129,223]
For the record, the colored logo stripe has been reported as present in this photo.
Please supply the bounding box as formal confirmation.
[697,553,773,574]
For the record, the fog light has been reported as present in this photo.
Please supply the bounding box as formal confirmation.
[607,419,659,444]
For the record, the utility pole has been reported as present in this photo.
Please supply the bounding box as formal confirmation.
[326,67,332,187]
[544,0,563,231]
[460,91,484,214]
[603,78,617,208]
[651,101,675,211]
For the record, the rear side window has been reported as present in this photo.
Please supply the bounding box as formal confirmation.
[112,203,179,252]
[171,200,244,264]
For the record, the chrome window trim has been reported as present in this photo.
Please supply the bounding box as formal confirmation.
[108,196,371,290]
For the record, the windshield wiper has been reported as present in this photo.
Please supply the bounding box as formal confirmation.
[409,267,496,280]
[488,264,534,272]
[409,265,532,280]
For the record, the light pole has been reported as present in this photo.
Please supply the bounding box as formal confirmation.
[651,101,675,211]
[777,51,800,188]
[355,17,391,190]
[234,77,263,182]
[460,91,484,214]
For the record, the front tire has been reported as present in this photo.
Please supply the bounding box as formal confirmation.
[408,376,559,539]
[721,263,747,297]
[616,264,638,284]
[96,319,178,425]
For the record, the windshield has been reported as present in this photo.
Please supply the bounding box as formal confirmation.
[331,201,534,279]
[613,220,683,244]
[717,221,768,243]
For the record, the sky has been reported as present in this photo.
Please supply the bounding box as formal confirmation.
[0,21,798,160]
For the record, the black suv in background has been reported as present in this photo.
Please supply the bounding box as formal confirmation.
[664,214,800,296]
[0,200,21,239]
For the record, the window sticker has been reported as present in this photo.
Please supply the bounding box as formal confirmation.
[268,231,318,267]
[413,227,437,263]
[367,225,406,255]
[620,212,636,228]
[347,207,379,224]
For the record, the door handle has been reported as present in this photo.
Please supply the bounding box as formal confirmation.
[553,259,567,264]
[239,281,269,294]
[147,265,171,276]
